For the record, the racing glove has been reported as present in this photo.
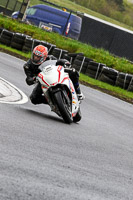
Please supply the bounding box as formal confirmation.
[26,77,36,85]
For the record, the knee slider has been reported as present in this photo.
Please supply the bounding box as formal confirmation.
[30,96,38,105]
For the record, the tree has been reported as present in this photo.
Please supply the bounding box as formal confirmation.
[107,0,124,11]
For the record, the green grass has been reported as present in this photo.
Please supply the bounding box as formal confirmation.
[0,43,31,58]
[0,14,133,75]
[29,0,133,32]
[1,0,133,30]
[0,14,133,103]
[80,73,133,100]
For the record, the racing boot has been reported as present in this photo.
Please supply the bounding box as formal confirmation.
[75,85,85,101]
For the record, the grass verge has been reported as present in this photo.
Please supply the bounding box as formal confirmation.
[0,14,133,74]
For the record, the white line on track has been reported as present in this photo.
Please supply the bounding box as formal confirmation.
[0,77,28,104]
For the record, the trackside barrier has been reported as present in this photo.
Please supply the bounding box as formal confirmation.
[0,28,133,92]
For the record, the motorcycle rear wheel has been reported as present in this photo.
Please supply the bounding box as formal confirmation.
[54,90,73,124]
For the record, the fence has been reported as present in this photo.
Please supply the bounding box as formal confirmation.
[0,0,22,16]
[79,13,133,62]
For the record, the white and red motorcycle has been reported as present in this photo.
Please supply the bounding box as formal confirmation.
[37,60,82,124]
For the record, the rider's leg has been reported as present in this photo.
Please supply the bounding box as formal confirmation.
[30,82,48,104]
[68,69,84,100]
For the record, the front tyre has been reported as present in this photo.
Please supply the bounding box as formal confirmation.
[54,90,73,124]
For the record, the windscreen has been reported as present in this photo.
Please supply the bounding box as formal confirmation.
[39,60,57,71]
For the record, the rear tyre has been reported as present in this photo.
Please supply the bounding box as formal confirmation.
[54,90,73,124]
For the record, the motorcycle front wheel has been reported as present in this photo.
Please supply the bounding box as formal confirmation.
[54,90,73,124]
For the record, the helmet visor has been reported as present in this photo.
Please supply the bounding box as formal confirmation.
[33,55,41,63]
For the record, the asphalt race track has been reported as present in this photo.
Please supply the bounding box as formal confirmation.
[0,52,133,200]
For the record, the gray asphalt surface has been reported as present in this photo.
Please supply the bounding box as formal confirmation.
[0,52,133,200]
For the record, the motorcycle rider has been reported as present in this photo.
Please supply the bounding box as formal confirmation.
[23,44,84,105]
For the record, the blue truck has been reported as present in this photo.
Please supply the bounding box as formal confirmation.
[12,4,82,40]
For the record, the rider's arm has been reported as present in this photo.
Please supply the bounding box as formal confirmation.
[64,67,80,86]
[23,61,35,85]
[64,67,78,76]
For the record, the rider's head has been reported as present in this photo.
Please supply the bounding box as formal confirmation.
[31,45,48,65]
